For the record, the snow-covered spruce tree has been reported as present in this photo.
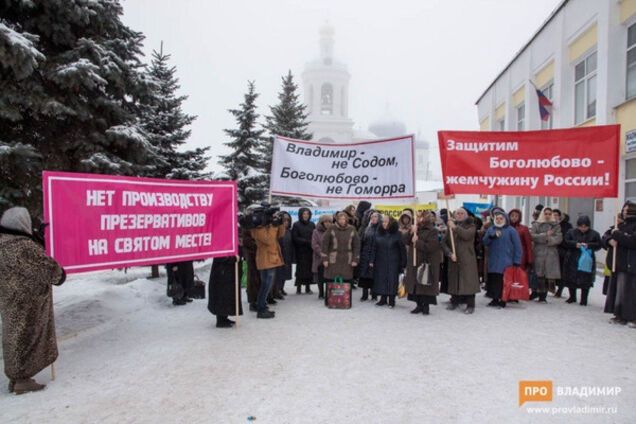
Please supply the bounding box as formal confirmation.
[218,81,267,210]
[261,70,312,189]
[141,44,209,181]
[0,0,158,216]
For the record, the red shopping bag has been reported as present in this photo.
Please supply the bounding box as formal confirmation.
[502,267,529,301]
[326,276,352,309]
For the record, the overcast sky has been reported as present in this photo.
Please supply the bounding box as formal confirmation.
[121,0,561,176]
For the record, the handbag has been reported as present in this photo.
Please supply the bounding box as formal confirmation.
[188,274,206,299]
[502,266,530,301]
[416,262,432,286]
[577,247,594,274]
[397,273,407,298]
[326,276,352,309]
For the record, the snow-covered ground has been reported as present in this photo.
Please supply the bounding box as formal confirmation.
[1,262,635,424]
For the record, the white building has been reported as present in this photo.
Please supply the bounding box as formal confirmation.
[475,0,636,232]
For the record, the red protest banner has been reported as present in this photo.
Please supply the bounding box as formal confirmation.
[438,125,619,197]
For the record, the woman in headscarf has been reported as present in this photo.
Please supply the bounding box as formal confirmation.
[321,212,360,286]
[530,207,562,302]
[443,207,480,314]
[404,211,442,315]
[482,207,522,308]
[312,215,333,299]
[370,215,407,308]
[561,215,601,306]
[292,207,316,294]
[0,207,65,394]
[358,211,380,302]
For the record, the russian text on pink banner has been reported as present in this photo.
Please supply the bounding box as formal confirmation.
[43,171,237,274]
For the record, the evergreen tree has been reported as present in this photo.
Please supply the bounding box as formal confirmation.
[0,0,159,216]
[141,43,209,180]
[261,71,312,189]
[219,81,267,209]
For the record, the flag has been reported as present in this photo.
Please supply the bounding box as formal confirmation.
[532,82,553,122]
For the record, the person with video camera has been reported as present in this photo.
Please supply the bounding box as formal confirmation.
[249,204,286,319]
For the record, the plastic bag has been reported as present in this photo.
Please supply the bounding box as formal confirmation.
[577,247,594,273]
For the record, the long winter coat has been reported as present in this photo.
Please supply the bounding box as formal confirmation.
[530,221,562,279]
[0,230,65,381]
[482,220,523,274]
[208,256,243,317]
[443,218,480,296]
[608,217,636,274]
[404,222,442,297]
[321,223,360,281]
[562,228,601,289]
[292,208,316,282]
[358,222,379,280]
[371,222,407,296]
[509,209,534,269]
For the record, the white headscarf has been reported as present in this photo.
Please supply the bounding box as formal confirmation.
[1,207,33,235]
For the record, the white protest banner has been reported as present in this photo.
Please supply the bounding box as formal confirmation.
[270,135,415,200]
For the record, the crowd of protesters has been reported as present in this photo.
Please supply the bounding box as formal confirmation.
[2,200,636,394]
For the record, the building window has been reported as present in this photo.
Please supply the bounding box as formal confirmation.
[626,158,636,202]
[497,118,505,131]
[540,82,554,130]
[574,51,597,124]
[321,83,333,115]
[628,23,636,100]
[516,103,525,130]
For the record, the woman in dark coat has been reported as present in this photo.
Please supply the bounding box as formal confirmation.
[208,256,243,328]
[358,211,380,301]
[273,212,293,299]
[370,215,407,308]
[602,212,622,317]
[561,216,601,306]
[605,202,636,327]
[292,207,316,294]
[404,211,442,315]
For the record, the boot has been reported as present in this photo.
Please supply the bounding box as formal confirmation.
[446,303,459,311]
[257,310,275,319]
[411,302,424,314]
[422,303,430,315]
[388,296,396,308]
[305,284,313,294]
[360,288,369,302]
[13,378,46,395]
[281,288,288,296]
[538,293,548,303]
[566,287,577,304]
[487,299,499,307]
[216,316,233,328]
[375,296,387,306]
[464,306,475,314]
[318,283,325,299]
[555,284,564,298]
[580,288,589,306]
[172,298,187,306]
[529,291,539,300]
[296,284,302,294]
[267,297,277,305]
[8,381,14,393]
[371,294,378,301]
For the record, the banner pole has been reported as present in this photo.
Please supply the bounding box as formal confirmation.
[51,362,56,381]
[445,198,457,257]
[235,255,240,329]
[612,198,619,273]
[412,199,417,266]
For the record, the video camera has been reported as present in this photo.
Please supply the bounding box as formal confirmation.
[239,202,282,229]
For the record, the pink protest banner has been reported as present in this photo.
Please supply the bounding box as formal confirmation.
[43,171,237,274]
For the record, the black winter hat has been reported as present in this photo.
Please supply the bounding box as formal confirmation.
[576,215,591,227]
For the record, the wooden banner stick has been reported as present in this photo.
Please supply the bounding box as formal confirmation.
[412,199,417,266]
[51,362,56,381]
[612,198,619,273]
[235,255,240,328]
[445,198,457,257]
